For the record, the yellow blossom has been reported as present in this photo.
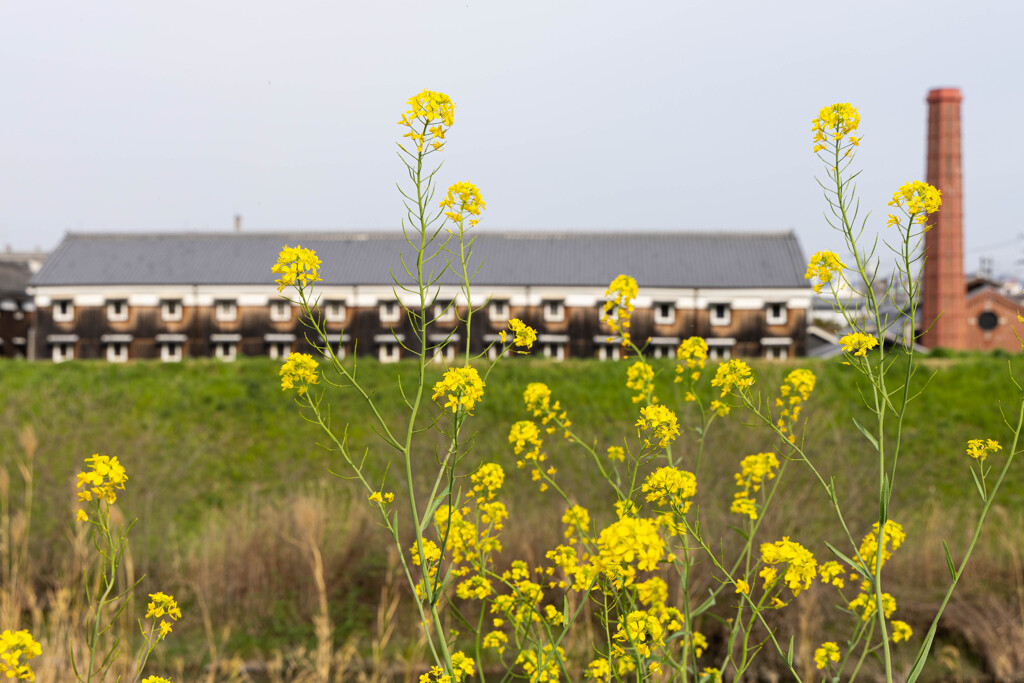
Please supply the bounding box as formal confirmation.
[432,366,485,415]
[141,677,174,683]
[967,438,1001,462]
[440,181,486,224]
[888,180,942,227]
[399,90,455,153]
[272,244,322,293]
[76,454,128,507]
[711,359,754,397]
[858,520,905,571]
[891,620,913,643]
[735,580,750,596]
[606,445,625,462]
[805,250,846,294]
[508,318,537,350]
[145,592,182,638]
[811,103,860,150]
[642,466,696,511]
[839,332,879,357]
[636,404,680,448]
[626,360,655,403]
[602,275,638,344]
[279,352,320,394]
[0,629,41,681]
[760,537,817,596]
[814,641,841,670]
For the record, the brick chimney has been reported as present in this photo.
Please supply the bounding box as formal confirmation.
[921,87,967,350]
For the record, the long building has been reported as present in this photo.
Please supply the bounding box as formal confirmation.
[27,231,812,363]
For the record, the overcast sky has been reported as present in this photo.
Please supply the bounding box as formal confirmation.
[2,1,1022,279]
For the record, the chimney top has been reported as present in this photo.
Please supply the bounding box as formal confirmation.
[927,88,963,103]
[234,214,242,233]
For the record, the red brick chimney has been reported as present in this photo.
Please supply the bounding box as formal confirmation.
[921,88,967,350]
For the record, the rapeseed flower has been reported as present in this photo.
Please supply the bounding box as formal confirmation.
[891,619,913,643]
[515,645,563,683]
[141,677,174,683]
[813,642,841,670]
[145,592,182,638]
[0,629,41,681]
[812,103,860,151]
[635,404,680,449]
[432,366,485,415]
[279,352,320,394]
[626,361,655,403]
[501,318,537,350]
[398,90,455,153]
[674,336,708,384]
[888,180,942,228]
[858,520,905,571]
[760,537,817,596]
[440,181,486,226]
[602,275,638,345]
[967,438,1001,462]
[849,584,897,621]
[839,332,879,357]
[711,359,754,397]
[272,244,322,293]
[805,250,846,294]
[613,610,664,658]
[596,516,666,582]
[642,467,696,511]
[76,454,128,516]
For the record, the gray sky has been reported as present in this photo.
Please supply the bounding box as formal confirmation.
[2,1,1022,278]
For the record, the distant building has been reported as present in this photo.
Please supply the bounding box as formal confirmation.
[0,251,44,358]
[27,231,812,363]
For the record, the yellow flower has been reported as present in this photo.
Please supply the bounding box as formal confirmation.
[602,275,638,344]
[145,592,182,638]
[839,332,879,357]
[811,103,860,150]
[76,454,128,505]
[813,641,841,670]
[606,445,625,462]
[891,620,913,643]
[0,629,42,681]
[711,359,754,397]
[966,438,1001,462]
[760,537,817,596]
[858,520,905,571]
[440,181,486,224]
[818,561,845,588]
[641,466,696,511]
[635,404,680,448]
[888,180,942,227]
[482,630,508,654]
[626,361,655,403]
[142,677,174,683]
[508,318,537,350]
[674,337,708,384]
[272,244,322,293]
[399,90,455,153]
[432,366,485,415]
[368,491,383,504]
[279,352,320,394]
[805,250,846,294]
[735,580,750,596]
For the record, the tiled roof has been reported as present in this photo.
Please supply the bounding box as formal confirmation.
[30,231,809,289]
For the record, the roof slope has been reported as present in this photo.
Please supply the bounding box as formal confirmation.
[30,231,809,289]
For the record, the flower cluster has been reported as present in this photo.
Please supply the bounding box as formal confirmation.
[775,368,816,439]
[419,651,474,682]
[440,181,486,226]
[858,520,906,571]
[839,332,879,357]
[813,642,840,670]
[398,90,455,154]
[76,454,128,519]
[967,438,1001,462]
[272,244,322,293]
[601,275,638,345]
[142,677,174,683]
[500,318,537,351]
[642,466,697,512]
[523,383,572,439]
[432,366,485,415]
[635,404,680,449]
[674,336,708,390]
[279,352,320,394]
[596,515,667,586]
[760,537,817,597]
[887,180,942,228]
[626,361,655,404]
[508,421,552,491]
[711,359,754,397]
[145,592,182,638]
[805,250,846,294]
[730,452,779,521]
[812,102,861,152]
[0,629,41,681]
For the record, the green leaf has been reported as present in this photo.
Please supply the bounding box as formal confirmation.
[852,417,880,452]
[968,466,986,501]
[906,622,940,683]
[786,635,795,666]
[943,540,957,581]
[824,541,868,579]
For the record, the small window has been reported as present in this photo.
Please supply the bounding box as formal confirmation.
[379,342,401,363]
[541,342,565,361]
[270,300,291,322]
[324,300,347,323]
[215,300,237,322]
[542,300,565,323]
[434,300,456,323]
[708,345,732,361]
[161,300,183,322]
[766,302,787,325]
[268,341,291,359]
[651,345,672,359]
[53,300,74,323]
[215,342,237,362]
[106,300,129,322]
[654,302,676,325]
[597,344,621,361]
[106,342,129,363]
[765,345,788,361]
[489,300,510,321]
[710,303,731,326]
[322,342,346,360]
[160,343,183,363]
[432,344,456,364]
[52,342,74,363]
[978,311,998,331]
[380,301,401,324]
[487,344,511,361]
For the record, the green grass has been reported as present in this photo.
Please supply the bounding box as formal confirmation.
[2,353,1023,673]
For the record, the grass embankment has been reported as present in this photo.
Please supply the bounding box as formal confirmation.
[1,355,1022,679]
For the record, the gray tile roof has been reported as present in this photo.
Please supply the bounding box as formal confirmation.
[29,231,810,289]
